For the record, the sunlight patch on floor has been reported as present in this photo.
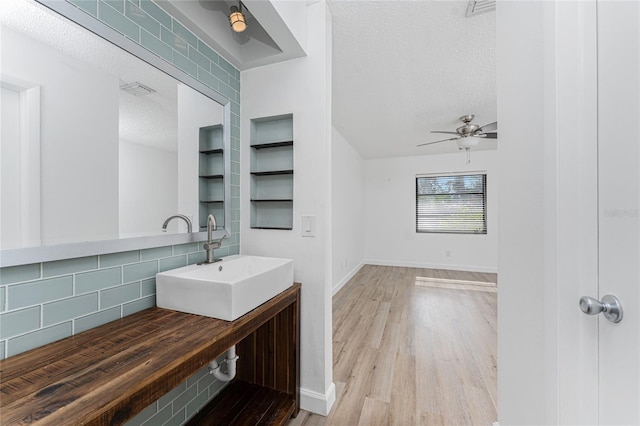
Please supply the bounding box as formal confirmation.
[415,276,497,292]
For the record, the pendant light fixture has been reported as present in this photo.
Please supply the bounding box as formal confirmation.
[229,2,247,33]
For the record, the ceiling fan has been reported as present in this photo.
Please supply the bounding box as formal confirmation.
[417,114,498,150]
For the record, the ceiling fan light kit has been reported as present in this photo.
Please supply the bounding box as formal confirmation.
[416,114,498,164]
[229,3,247,33]
[456,136,481,149]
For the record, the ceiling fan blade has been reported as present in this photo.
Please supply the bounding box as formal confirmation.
[479,121,497,132]
[417,137,461,147]
[482,132,498,139]
[430,131,460,135]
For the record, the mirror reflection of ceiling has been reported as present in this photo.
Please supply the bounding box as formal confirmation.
[1,0,178,152]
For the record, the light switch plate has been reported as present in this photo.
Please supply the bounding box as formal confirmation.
[301,215,316,237]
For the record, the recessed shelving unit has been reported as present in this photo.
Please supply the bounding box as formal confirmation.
[199,125,224,231]
[250,115,294,230]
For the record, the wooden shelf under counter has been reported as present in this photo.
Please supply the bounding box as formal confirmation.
[0,283,301,426]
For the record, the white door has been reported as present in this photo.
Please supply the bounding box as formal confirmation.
[593,1,640,424]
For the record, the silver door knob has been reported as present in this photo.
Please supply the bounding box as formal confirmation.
[579,294,623,323]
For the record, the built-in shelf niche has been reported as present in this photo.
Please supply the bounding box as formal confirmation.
[199,125,224,231]
[250,114,293,230]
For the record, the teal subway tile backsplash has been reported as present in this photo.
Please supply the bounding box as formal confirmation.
[140,0,171,28]
[230,100,240,116]
[43,293,99,326]
[76,267,122,294]
[173,50,198,77]
[188,251,207,265]
[141,277,156,296]
[218,57,236,78]
[174,242,198,255]
[189,45,210,71]
[141,246,172,261]
[197,69,220,92]
[123,260,158,283]
[70,0,97,16]
[186,391,209,418]
[160,25,187,54]
[8,276,73,310]
[159,255,187,272]
[141,28,173,62]
[8,322,72,357]
[210,62,229,83]
[173,385,198,414]
[103,0,124,13]
[0,263,40,285]
[125,1,160,37]
[100,250,140,268]
[171,20,197,48]
[100,282,140,309]
[229,76,240,92]
[166,408,187,426]
[123,295,155,315]
[98,0,139,41]
[197,39,219,64]
[159,382,187,408]
[43,256,97,278]
[74,307,121,333]
[3,0,241,422]
[0,306,41,339]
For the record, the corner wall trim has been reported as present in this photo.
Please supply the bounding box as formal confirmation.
[299,382,336,416]
[332,263,364,296]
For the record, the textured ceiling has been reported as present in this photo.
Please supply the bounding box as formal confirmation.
[3,0,496,160]
[328,0,497,159]
[169,0,497,159]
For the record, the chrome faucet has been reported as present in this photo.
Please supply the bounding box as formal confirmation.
[162,214,192,233]
[202,214,228,264]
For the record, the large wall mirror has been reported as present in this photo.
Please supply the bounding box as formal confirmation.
[0,0,231,266]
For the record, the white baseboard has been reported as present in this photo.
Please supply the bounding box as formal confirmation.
[332,263,364,296]
[364,258,498,274]
[299,382,336,416]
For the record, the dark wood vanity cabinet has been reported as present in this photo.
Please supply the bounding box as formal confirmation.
[0,284,301,426]
[187,299,300,425]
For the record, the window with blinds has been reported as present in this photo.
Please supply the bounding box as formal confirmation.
[416,173,487,234]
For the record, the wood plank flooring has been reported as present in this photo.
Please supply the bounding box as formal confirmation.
[288,265,497,426]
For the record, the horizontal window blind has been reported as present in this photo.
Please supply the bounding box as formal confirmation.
[416,174,487,234]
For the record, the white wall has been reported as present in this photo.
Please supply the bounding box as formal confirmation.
[240,2,335,415]
[363,150,498,273]
[331,126,365,294]
[1,26,119,245]
[119,141,177,237]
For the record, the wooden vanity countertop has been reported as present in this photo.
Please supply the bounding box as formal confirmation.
[0,283,301,426]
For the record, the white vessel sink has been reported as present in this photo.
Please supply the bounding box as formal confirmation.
[156,255,294,321]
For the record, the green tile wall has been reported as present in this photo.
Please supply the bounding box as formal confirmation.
[0,0,242,423]
[0,242,232,425]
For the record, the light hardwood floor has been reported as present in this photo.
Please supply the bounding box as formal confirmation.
[289,265,497,426]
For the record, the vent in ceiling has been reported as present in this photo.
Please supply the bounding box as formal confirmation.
[466,0,496,17]
[120,82,156,96]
